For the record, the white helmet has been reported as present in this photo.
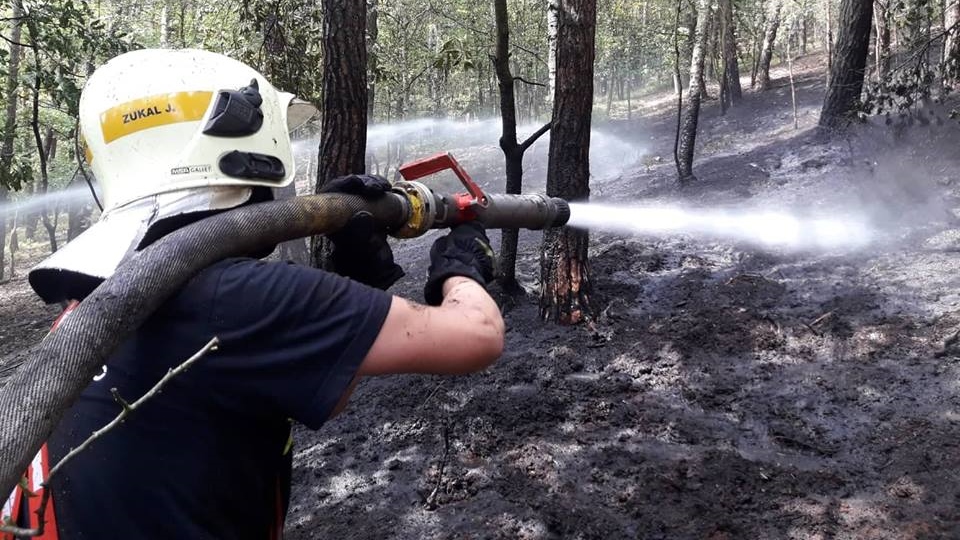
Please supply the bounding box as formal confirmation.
[82,48,296,211]
[30,49,314,303]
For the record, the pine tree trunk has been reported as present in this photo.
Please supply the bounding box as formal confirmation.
[0,0,23,281]
[756,1,782,91]
[540,0,595,325]
[819,0,874,130]
[720,0,743,103]
[313,0,368,269]
[676,0,711,183]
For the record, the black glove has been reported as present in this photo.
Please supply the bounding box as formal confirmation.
[423,221,496,305]
[320,174,405,290]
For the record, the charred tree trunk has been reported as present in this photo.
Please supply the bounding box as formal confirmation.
[875,0,891,80]
[493,0,551,293]
[756,1,782,91]
[313,0,368,269]
[676,0,711,183]
[720,0,743,104]
[0,0,23,281]
[819,0,874,130]
[540,0,595,325]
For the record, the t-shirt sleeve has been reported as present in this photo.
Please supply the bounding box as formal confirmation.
[206,258,392,429]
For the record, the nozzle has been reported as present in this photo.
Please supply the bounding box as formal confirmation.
[474,193,570,230]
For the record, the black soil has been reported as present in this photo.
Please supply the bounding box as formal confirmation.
[5,55,960,539]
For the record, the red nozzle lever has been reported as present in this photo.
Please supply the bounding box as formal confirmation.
[398,152,489,213]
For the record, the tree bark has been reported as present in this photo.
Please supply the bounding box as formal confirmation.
[819,0,874,130]
[313,0,368,269]
[676,0,711,183]
[540,0,595,325]
[756,1,782,91]
[720,0,743,104]
[0,0,23,281]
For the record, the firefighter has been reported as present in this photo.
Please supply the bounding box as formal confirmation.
[17,49,502,538]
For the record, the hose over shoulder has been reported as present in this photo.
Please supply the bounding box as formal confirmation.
[0,193,406,500]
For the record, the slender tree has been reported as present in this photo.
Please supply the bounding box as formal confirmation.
[676,0,711,183]
[943,0,960,82]
[493,0,551,292]
[719,0,743,105]
[874,0,891,80]
[0,0,23,281]
[25,18,59,253]
[547,0,559,101]
[819,0,874,130]
[540,0,595,324]
[755,0,782,90]
[313,0,369,268]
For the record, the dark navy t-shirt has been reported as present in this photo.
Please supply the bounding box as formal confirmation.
[47,258,392,539]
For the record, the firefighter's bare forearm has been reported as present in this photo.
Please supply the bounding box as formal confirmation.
[440,276,505,363]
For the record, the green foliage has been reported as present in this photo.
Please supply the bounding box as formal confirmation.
[863,0,958,117]
[237,0,323,102]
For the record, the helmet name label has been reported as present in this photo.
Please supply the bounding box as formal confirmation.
[100,91,214,144]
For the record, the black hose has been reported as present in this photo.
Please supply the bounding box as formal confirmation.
[0,192,407,499]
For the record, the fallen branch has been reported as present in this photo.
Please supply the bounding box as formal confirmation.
[808,310,836,327]
[424,415,450,510]
[0,337,219,537]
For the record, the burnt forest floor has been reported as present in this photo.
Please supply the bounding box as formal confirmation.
[5,53,960,539]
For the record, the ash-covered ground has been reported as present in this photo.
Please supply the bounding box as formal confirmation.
[4,55,960,539]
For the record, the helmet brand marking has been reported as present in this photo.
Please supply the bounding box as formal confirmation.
[100,91,214,144]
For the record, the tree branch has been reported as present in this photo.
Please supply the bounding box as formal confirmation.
[519,121,552,152]
[0,337,220,537]
[513,75,546,88]
[511,43,548,68]
[0,33,33,48]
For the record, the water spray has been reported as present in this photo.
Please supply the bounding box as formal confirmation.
[567,202,873,250]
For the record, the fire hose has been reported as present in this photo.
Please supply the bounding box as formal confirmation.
[0,153,569,501]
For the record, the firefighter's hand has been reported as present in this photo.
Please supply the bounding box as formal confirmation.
[321,174,404,290]
[423,222,496,306]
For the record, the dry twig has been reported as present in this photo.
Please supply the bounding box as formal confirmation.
[425,416,451,510]
[808,310,836,328]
